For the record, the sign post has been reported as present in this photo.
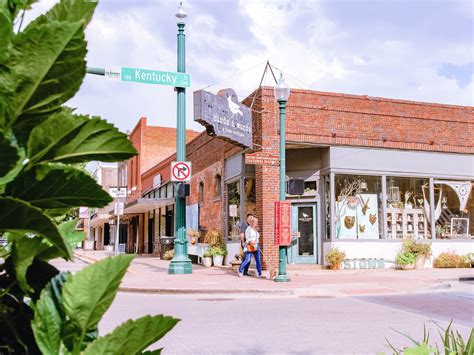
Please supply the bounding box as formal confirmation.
[169,3,192,274]
[114,201,124,254]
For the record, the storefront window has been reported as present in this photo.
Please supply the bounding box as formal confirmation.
[434,181,473,239]
[199,182,204,204]
[335,175,382,239]
[166,183,174,198]
[216,175,222,197]
[227,181,240,240]
[325,176,331,240]
[386,177,431,239]
[244,178,256,216]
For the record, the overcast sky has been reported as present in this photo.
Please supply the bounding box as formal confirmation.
[25,0,473,134]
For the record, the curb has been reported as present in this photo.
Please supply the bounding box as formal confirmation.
[459,276,474,282]
[118,287,295,295]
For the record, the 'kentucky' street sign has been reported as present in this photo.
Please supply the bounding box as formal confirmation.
[194,88,252,148]
[105,67,190,88]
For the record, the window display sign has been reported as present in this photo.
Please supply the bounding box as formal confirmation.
[356,194,379,239]
[194,88,252,148]
[275,201,291,246]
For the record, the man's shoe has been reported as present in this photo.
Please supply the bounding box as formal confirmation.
[238,272,243,277]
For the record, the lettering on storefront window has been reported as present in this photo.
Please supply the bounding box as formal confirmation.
[343,258,389,269]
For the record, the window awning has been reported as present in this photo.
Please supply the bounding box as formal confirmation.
[90,214,111,227]
[121,198,175,214]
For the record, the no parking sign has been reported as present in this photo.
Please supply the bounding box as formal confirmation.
[171,161,192,182]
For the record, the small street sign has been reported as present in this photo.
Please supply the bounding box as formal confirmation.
[109,187,127,198]
[171,161,192,182]
[274,201,291,246]
[114,202,124,216]
[229,204,238,217]
[105,66,190,88]
[245,151,280,166]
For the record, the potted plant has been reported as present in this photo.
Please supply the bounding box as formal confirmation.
[396,251,416,270]
[202,251,213,267]
[209,245,227,267]
[402,240,431,269]
[325,247,346,270]
[188,229,199,245]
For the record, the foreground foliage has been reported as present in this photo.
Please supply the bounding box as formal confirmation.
[386,321,474,355]
[0,0,178,353]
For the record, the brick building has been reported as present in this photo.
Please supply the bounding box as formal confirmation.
[121,87,473,270]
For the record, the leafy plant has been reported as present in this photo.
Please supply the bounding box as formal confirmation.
[325,247,346,270]
[209,244,227,257]
[203,251,212,258]
[386,321,474,354]
[434,252,470,268]
[0,0,177,352]
[203,229,222,247]
[403,240,431,258]
[163,249,174,260]
[396,251,417,265]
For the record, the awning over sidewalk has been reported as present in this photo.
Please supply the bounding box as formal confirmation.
[90,214,111,227]
[121,198,175,214]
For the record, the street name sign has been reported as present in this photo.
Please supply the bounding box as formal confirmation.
[105,66,190,88]
[171,161,192,182]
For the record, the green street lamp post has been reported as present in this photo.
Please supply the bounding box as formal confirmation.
[169,2,192,274]
[274,74,291,282]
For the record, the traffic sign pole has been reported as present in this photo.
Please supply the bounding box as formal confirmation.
[169,4,192,275]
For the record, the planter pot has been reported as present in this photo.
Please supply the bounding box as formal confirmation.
[328,263,341,270]
[415,256,426,270]
[202,257,212,267]
[399,263,415,270]
[83,240,94,250]
[213,255,224,267]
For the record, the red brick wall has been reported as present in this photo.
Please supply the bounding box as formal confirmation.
[273,88,473,154]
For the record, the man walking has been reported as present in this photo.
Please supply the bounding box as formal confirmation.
[240,213,253,276]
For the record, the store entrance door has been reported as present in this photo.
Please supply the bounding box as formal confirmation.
[289,204,317,264]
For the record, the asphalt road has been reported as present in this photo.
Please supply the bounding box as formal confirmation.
[53,258,473,354]
[98,289,472,354]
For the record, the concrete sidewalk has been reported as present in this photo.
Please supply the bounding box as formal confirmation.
[72,250,474,297]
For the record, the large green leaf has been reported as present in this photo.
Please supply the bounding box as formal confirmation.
[37,219,85,261]
[0,0,13,64]
[6,165,112,209]
[10,233,44,293]
[0,197,71,259]
[27,110,136,164]
[0,133,19,178]
[62,255,134,337]
[9,21,87,141]
[43,117,137,163]
[26,0,96,28]
[27,108,87,164]
[84,315,179,355]
[31,274,65,355]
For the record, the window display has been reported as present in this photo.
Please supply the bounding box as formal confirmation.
[434,180,473,239]
[385,177,430,239]
[335,175,382,239]
[227,181,240,240]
